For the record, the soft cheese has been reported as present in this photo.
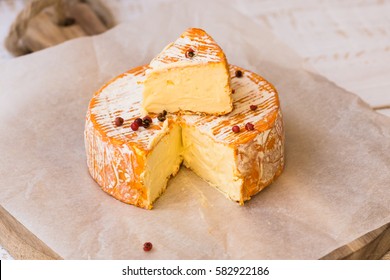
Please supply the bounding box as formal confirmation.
[143,123,183,204]
[85,65,284,209]
[182,124,243,201]
[142,28,233,115]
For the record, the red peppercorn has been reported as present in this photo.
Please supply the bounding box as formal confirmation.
[114,117,124,127]
[232,89,235,94]
[143,242,153,252]
[235,70,243,78]
[232,125,240,133]
[185,48,195,58]
[250,105,257,111]
[143,116,152,123]
[134,118,143,126]
[245,122,255,131]
[131,122,139,131]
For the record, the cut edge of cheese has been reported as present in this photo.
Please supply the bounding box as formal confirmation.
[181,109,284,205]
[142,27,233,115]
[181,123,243,202]
[85,116,183,209]
[142,123,183,207]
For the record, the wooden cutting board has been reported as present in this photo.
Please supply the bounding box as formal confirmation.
[0,205,389,260]
[0,206,61,259]
[5,0,114,56]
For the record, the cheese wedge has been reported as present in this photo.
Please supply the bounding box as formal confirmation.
[85,65,284,209]
[142,28,233,115]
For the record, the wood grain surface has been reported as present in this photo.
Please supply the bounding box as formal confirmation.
[0,205,61,260]
[321,223,390,260]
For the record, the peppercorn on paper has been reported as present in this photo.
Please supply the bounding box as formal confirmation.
[0,0,389,259]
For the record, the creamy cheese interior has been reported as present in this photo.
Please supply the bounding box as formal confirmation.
[182,125,243,201]
[144,122,243,205]
[143,124,183,204]
[142,64,232,114]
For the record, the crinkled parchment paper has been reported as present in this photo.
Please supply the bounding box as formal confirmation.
[0,1,389,259]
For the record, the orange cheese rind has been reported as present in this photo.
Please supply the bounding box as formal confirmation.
[85,64,284,209]
[148,28,227,69]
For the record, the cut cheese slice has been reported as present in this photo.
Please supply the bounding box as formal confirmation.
[85,65,284,209]
[142,28,233,115]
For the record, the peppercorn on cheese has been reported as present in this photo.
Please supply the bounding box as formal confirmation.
[142,28,233,115]
[85,65,284,209]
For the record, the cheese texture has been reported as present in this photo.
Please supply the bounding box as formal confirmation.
[142,28,233,115]
[85,65,284,209]
[182,124,243,201]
